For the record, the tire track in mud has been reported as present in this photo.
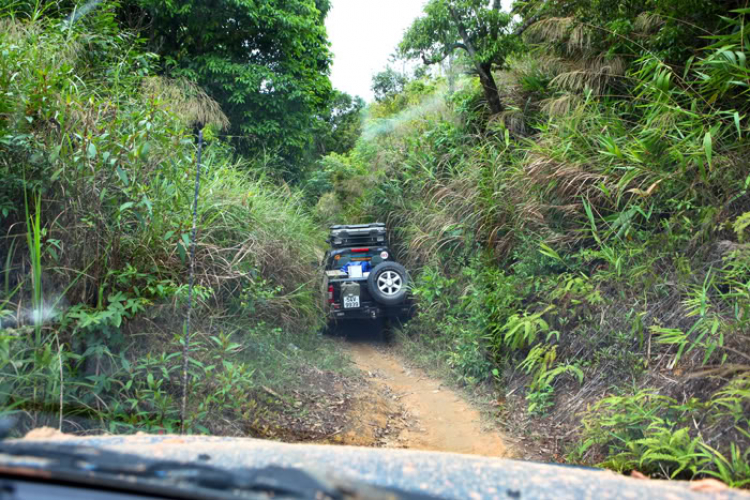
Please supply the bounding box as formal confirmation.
[343,342,511,458]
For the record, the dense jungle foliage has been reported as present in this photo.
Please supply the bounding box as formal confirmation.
[0,1,352,436]
[310,0,750,487]
[2,0,750,489]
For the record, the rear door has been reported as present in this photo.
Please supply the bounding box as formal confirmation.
[328,247,388,272]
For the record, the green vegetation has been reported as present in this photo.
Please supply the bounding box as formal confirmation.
[399,0,519,113]
[0,2,350,436]
[117,0,334,177]
[308,0,750,487]
[371,67,408,103]
[2,0,750,488]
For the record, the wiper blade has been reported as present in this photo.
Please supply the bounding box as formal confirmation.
[142,461,341,499]
[0,441,435,499]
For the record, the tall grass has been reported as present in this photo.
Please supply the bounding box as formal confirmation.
[310,5,750,485]
[2,239,17,309]
[22,189,42,343]
[0,8,330,436]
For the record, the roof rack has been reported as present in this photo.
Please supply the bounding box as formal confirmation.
[329,223,385,230]
[329,223,387,248]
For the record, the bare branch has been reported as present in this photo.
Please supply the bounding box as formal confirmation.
[514,14,541,37]
[448,42,470,55]
[448,6,490,81]
[421,43,469,65]
[513,0,549,37]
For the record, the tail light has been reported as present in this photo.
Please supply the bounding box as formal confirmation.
[328,285,334,303]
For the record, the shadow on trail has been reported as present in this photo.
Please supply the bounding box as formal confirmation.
[327,319,389,344]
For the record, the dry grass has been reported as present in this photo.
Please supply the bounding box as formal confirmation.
[1,15,321,334]
[550,56,626,94]
[525,17,591,54]
[540,93,582,116]
[142,77,230,130]
[523,153,611,205]
[634,13,665,34]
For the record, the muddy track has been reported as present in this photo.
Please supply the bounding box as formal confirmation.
[339,341,511,458]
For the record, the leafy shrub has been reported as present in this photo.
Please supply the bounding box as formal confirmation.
[0,321,345,435]
[519,344,583,415]
[492,306,555,351]
[301,1,750,486]
[0,10,328,435]
[574,388,750,486]
[405,263,513,385]
[445,322,493,386]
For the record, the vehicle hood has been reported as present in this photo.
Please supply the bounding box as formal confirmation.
[12,433,746,499]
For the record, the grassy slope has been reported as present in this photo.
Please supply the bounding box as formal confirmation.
[312,28,750,488]
[0,11,350,437]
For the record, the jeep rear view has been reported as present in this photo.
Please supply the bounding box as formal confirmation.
[323,223,411,322]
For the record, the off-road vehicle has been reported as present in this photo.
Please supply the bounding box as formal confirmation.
[323,223,411,322]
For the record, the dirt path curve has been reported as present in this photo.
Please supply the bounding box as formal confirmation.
[345,342,511,458]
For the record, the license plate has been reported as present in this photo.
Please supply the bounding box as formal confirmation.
[343,295,360,309]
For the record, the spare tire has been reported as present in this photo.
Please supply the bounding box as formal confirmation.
[368,261,409,306]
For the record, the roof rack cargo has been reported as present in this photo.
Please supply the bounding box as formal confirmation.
[329,223,385,230]
[329,223,387,248]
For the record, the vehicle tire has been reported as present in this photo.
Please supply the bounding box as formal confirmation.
[383,318,397,344]
[372,317,387,343]
[324,319,342,338]
[367,262,408,306]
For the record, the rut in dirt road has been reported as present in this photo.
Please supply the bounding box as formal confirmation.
[345,342,511,458]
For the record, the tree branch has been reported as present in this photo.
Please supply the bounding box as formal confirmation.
[422,52,446,65]
[491,0,502,40]
[513,14,541,37]
[513,0,549,37]
[448,6,491,82]
[449,42,469,54]
[421,43,468,65]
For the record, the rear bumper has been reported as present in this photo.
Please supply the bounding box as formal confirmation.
[329,302,412,320]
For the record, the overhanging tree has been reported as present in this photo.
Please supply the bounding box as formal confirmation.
[399,0,519,114]
[315,90,365,156]
[371,66,408,102]
[119,0,333,178]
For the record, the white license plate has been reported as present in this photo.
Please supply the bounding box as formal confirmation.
[343,296,360,309]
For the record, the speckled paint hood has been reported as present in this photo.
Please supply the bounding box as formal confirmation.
[11,434,748,499]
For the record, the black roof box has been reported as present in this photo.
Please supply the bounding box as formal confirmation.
[329,223,385,230]
[329,223,387,248]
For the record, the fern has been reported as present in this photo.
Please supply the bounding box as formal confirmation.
[734,212,750,242]
[699,441,750,487]
[496,305,555,351]
[539,364,584,387]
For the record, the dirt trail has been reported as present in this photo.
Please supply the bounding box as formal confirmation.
[343,342,511,458]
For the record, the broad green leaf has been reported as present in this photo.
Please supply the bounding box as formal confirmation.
[734,112,742,138]
[703,131,713,170]
[116,166,129,185]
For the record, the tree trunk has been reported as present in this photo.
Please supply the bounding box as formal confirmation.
[449,6,504,115]
[477,62,503,114]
